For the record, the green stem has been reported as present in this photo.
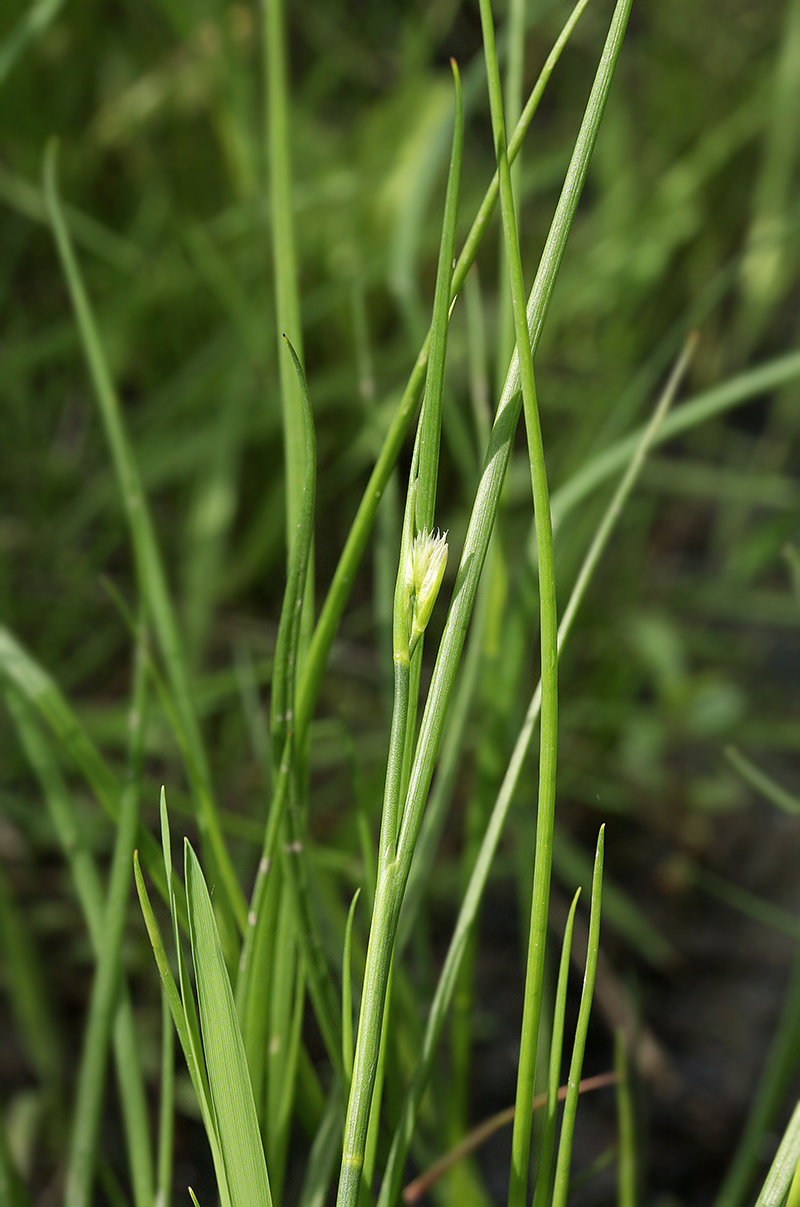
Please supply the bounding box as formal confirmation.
[476,1,560,1199]
[295,0,593,748]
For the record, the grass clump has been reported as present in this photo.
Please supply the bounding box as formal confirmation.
[2,1,800,1206]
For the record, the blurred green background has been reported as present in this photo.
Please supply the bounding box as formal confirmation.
[1,0,800,1201]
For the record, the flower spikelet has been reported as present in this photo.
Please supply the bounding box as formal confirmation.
[403,528,448,654]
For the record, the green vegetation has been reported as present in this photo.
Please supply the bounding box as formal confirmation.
[2,1,800,1205]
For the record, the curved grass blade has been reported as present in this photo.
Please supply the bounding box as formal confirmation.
[66,629,153,1207]
[615,1031,636,1207]
[42,141,245,936]
[342,889,362,1086]
[184,841,273,1207]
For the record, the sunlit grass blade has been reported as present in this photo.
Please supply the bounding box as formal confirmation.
[42,142,246,936]
[551,826,605,1207]
[615,1031,636,1207]
[753,1100,800,1207]
[66,629,153,1207]
[184,840,273,1207]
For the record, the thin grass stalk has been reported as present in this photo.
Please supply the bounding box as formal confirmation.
[377,340,688,1207]
[134,851,230,1207]
[615,1031,636,1207]
[532,892,580,1207]
[476,2,560,1199]
[295,0,593,749]
[66,625,152,1207]
[41,144,246,937]
[5,689,153,1207]
[157,987,175,1207]
[360,3,634,1192]
[551,828,605,1207]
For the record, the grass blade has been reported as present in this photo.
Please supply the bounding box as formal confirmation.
[42,141,246,937]
[753,1100,800,1207]
[551,826,605,1207]
[184,841,273,1207]
[66,629,153,1207]
[532,891,580,1207]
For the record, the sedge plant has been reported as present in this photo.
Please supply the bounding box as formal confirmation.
[5,1,800,1207]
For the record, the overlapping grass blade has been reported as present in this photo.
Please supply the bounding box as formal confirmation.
[133,842,228,1207]
[66,630,152,1207]
[42,142,245,936]
[376,335,689,1207]
[185,840,273,1207]
[337,64,463,1207]
[531,891,579,1207]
